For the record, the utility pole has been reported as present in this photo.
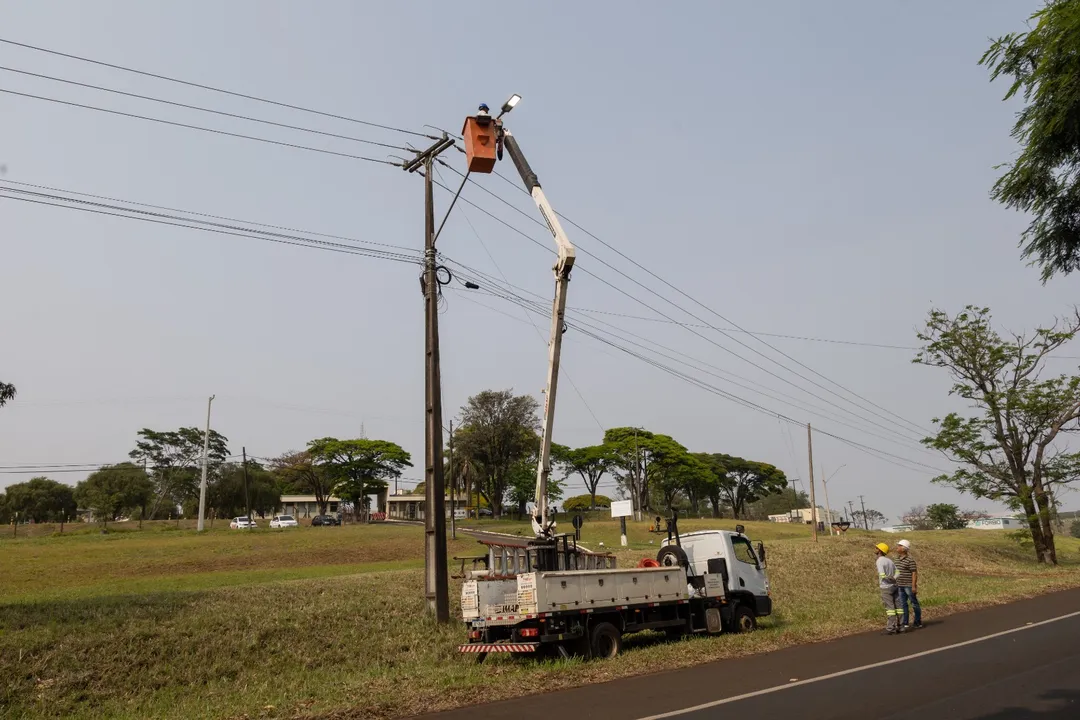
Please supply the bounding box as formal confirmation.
[405,133,454,623]
[820,465,832,536]
[859,495,869,531]
[197,394,215,532]
[847,499,856,522]
[448,420,456,541]
[807,423,817,543]
[242,447,252,523]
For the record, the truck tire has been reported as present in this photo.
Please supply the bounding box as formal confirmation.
[656,545,689,569]
[589,621,622,659]
[734,604,757,633]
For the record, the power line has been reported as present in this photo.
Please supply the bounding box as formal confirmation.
[0,65,413,151]
[432,171,933,442]
[449,274,947,478]
[459,275,936,457]
[0,37,435,139]
[0,178,416,253]
[0,191,420,264]
[442,257,935,451]
[0,87,403,166]
[440,159,931,437]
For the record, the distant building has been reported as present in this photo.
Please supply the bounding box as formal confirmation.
[880,524,915,534]
[967,514,1025,530]
[767,507,842,525]
[280,495,340,519]
[386,493,469,521]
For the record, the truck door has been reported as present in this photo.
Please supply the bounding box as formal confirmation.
[729,535,768,599]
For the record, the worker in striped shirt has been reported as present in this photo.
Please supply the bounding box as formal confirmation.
[895,539,922,631]
[874,543,900,635]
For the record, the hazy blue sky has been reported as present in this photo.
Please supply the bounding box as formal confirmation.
[2,0,1073,522]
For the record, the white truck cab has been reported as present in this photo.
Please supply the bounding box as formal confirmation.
[660,529,771,623]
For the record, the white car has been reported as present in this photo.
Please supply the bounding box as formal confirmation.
[230,516,257,529]
[269,514,299,529]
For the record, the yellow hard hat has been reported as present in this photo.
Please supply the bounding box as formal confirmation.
[875,542,890,554]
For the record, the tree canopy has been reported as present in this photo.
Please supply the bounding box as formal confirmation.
[453,390,540,518]
[308,437,411,519]
[0,381,15,407]
[129,427,228,519]
[552,443,614,510]
[709,454,788,520]
[75,463,154,529]
[271,450,334,515]
[915,306,1080,564]
[982,0,1080,281]
[926,503,967,530]
[3,477,76,523]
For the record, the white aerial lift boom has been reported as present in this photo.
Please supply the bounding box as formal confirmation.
[493,95,576,538]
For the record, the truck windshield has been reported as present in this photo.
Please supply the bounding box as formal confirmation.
[731,536,758,566]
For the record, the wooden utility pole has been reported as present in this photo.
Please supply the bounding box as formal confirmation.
[807,423,817,543]
[859,495,869,530]
[848,499,856,522]
[405,133,454,623]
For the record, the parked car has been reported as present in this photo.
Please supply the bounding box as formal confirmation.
[311,515,340,526]
[269,514,299,529]
[230,516,257,529]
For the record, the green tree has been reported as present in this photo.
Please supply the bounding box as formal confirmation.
[308,438,411,521]
[708,454,788,520]
[1070,519,1080,539]
[129,427,229,519]
[453,390,540,519]
[0,381,15,407]
[74,463,153,530]
[602,427,657,517]
[927,503,967,530]
[206,460,281,519]
[270,450,333,515]
[981,0,1080,281]
[506,452,564,516]
[552,443,615,510]
[915,306,1080,564]
[852,508,887,530]
[563,494,613,511]
[3,477,77,523]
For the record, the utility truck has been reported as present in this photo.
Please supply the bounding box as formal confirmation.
[455,97,771,660]
[457,519,771,660]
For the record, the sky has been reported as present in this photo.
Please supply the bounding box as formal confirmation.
[2,0,1076,523]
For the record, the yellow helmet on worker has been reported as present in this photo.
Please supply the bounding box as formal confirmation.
[874,542,890,555]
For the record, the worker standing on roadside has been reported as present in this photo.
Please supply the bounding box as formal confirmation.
[875,542,900,635]
[895,539,922,631]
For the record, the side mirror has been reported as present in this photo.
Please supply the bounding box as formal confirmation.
[734,524,745,535]
[756,541,767,567]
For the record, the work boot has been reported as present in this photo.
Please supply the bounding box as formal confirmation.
[913,622,924,630]
[899,625,909,633]
[882,630,897,636]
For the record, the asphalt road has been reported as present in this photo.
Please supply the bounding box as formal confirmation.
[420,587,1080,720]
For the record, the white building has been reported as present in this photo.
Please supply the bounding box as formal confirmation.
[385,494,469,521]
[767,507,842,525]
[280,495,341,519]
[967,514,1025,530]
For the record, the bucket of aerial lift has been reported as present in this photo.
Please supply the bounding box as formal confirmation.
[461,115,497,174]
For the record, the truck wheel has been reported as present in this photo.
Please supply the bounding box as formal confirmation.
[589,622,622,659]
[734,604,757,633]
[656,545,689,569]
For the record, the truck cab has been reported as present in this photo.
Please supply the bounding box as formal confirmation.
[660,529,771,623]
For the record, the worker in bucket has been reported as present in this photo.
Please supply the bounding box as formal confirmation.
[874,542,900,635]
[895,539,922,631]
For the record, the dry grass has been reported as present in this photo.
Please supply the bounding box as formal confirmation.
[2,520,1079,719]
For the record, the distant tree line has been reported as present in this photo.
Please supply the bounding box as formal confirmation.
[1,386,795,526]
[448,389,790,520]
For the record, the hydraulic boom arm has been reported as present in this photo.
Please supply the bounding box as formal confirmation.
[500,130,576,538]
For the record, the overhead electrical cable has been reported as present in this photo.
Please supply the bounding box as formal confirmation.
[0,37,436,139]
[0,88,403,166]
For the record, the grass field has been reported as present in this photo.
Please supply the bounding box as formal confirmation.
[2,518,1079,719]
